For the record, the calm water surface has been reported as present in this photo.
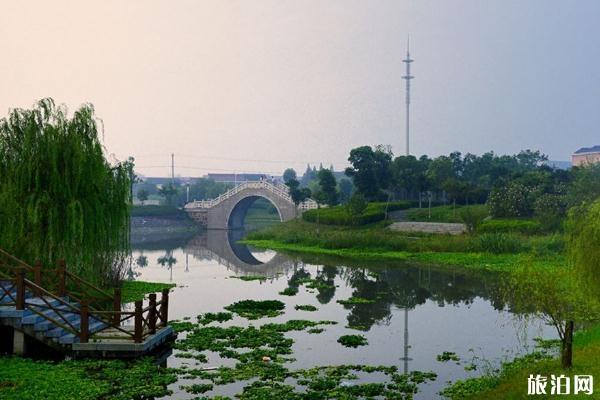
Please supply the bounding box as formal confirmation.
[130,229,555,399]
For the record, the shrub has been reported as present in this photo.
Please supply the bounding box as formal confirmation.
[470,233,524,254]
[478,219,542,235]
[529,234,565,256]
[533,193,567,232]
[345,193,367,225]
[487,182,534,218]
[459,207,489,233]
[302,201,411,226]
[407,204,487,223]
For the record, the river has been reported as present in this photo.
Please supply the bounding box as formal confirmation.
[129,228,555,399]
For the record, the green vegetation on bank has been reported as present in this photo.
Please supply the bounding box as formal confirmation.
[406,204,488,223]
[119,281,176,303]
[243,219,564,263]
[242,239,560,273]
[302,201,411,226]
[442,323,600,399]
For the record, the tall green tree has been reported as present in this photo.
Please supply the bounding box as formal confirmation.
[285,178,311,209]
[283,168,297,184]
[0,99,131,284]
[338,178,353,204]
[567,164,600,207]
[345,145,392,200]
[317,168,338,206]
[567,198,600,298]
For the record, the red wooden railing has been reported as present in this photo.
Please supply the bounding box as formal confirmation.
[0,248,169,344]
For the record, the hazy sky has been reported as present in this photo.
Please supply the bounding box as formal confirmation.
[2,1,599,177]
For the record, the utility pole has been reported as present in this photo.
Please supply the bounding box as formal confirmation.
[171,153,174,183]
[402,37,414,156]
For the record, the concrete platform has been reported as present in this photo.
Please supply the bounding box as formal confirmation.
[72,326,176,358]
[389,221,467,235]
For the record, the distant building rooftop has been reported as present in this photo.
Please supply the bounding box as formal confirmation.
[573,145,600,155]
[572,145,600,167]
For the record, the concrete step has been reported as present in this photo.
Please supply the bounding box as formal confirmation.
[33,312,80,331]
[0,306,23,318]
[44,319,106,338]
[22,304,78,324]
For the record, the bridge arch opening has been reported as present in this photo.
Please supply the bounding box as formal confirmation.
[227,195,282,230]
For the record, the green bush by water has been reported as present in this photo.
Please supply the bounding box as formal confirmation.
[478,219,542,234]
[407,204,488,223]
[302,201,411,226]
[469,233,524,254]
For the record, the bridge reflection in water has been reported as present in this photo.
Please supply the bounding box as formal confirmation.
[183,230,295,277]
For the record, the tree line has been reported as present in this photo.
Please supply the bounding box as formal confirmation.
[282,145,600,227]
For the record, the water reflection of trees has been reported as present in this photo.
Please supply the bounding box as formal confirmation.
[335,265,505,332]
[157,251,177,269]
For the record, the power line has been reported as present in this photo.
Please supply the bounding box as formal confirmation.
[131,152,348,168]
[135,165,284,175]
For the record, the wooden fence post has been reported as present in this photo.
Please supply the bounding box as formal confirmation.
[160,288,169,326]
[113,288,122,325]
[16,269,25,310]
[34,261,42,296]
[134,300,143,343]
[80,300,89,343]
[57,260,66,297]
[148,293,157,334]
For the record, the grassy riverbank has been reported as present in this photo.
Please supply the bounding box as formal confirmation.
[242,219,564,273]
[442,323,600,399]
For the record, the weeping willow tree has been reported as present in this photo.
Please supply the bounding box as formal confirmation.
[0,98,132,285]
[567,199,600,299]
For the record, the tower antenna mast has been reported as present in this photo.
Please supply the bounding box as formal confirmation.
[401,36,414,156]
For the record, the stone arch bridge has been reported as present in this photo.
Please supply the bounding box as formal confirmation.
[184,181,317,229]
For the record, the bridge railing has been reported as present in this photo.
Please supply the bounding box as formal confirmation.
[184,180,318,210]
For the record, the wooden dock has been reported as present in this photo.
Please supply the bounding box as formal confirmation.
[0,249,175,359]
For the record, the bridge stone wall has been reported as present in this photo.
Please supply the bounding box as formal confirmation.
[184,181,314,230]
[206,189,296,229]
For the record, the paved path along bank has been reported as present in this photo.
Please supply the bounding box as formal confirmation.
[388,221,467,235]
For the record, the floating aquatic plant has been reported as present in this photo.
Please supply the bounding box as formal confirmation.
[337,335,368,348]
[224,300,285,319]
